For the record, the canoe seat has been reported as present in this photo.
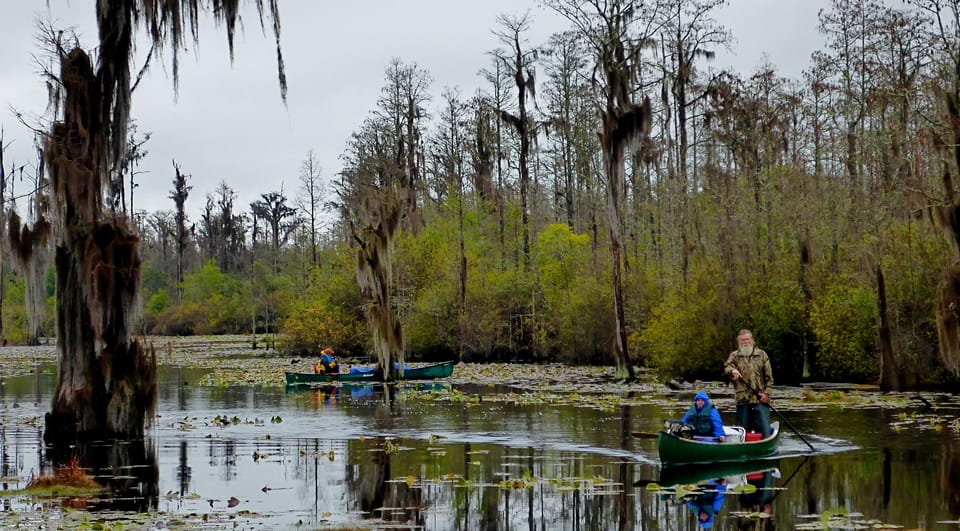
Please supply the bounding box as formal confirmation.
[692,435,720,443]
[723,426,746,443]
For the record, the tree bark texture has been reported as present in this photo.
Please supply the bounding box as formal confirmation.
[43,48,156,442]
[935,86,960,376]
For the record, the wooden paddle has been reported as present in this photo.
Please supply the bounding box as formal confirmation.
[633,419,691,439]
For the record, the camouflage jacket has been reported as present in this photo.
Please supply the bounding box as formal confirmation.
[724,347,773,405]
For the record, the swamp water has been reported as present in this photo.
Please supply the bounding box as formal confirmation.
[0,364,957,530]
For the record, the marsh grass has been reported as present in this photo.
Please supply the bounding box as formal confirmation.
[21,456,101,494]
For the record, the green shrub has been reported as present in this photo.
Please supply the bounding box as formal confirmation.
[535,224,611,363]
[279,299,364,355]
[741,279,810,385]
[810,279,878,382]
[461,267,536,361]
[1,273,29,344]
[278,252,366,356]
[639,278,725,380]
[547,276,614,364]
[403,280,460,361]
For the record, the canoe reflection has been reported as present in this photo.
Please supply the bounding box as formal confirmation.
[659,459,780,487]
[655,460,781,530]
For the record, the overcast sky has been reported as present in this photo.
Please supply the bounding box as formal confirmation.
[1,0,831,221]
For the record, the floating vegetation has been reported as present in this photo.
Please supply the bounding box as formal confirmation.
[793,508,904,530]
[889,412,960,434]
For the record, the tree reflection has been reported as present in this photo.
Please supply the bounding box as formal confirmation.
[942,443,960,516]
[177,440,191,496]
[45,438,159,512]
[357,445,390,514]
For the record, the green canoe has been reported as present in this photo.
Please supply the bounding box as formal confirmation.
[657,421,781,466]
[285,360,456,385]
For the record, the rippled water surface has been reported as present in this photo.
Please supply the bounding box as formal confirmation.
[0,364,957,530]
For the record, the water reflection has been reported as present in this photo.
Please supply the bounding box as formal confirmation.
[0,365,954,529]
[45,437,159,512]
[682,478,727,529]
[943,443,960,516]
[653,460,784,530]
[732,469,776,530]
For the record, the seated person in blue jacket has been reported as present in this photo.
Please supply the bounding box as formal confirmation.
[682,390,726,442]
[686,478,727,529]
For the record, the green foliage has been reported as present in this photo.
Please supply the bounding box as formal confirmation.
[534,224,611,363]
[279,295,364,355]
[248,258,296,333]
[543,276,613,364]
[146,288,170,315]
[278,249,365,355]
[394,214,462,359]
[639,266,726,380]
[810,278,878,382]
[537,223,590,293]
[1,271,29,344]
[461,266,537,360]
[395,216,457,290]
[150,260,247,334]
[877,219,950,381]
[140,259,171,298]
[404,279,459,359]
[741,278,809,384]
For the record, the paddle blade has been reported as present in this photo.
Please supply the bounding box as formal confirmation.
[631,431,659,439]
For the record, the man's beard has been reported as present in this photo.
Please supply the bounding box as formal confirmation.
[738,345,753,356]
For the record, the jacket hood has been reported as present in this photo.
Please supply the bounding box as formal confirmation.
[687,503,715,529]
[694,390,711,409]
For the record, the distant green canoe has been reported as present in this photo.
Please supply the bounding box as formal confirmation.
[657,421,781,466]
[285,360,455,385]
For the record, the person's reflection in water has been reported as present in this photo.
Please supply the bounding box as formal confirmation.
[309,387,339,408]
[736,469,776,530]
[684,478,728,529]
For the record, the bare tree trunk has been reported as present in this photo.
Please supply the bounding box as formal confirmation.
[0,133,7,344]
[934,86,960,376]
[601,103,647,381]
[876,264,901,391]
[495,14,536,270]
[171,161,191,304]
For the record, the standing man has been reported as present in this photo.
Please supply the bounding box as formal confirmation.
[724,329,773,437]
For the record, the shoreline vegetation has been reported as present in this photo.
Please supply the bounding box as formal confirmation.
[0,334,944,392]
[0,334,941,409]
